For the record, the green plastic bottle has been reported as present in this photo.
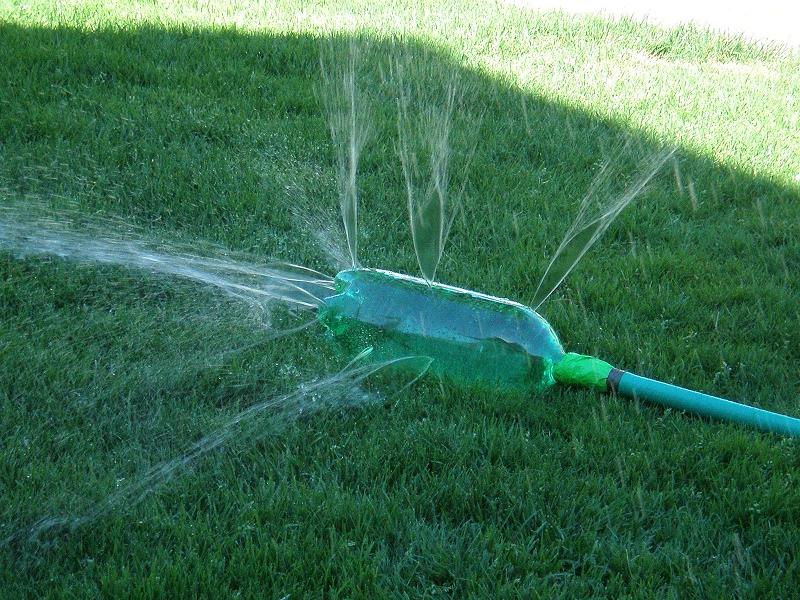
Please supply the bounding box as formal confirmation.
[317,269,565,393]
[317,269,800,437]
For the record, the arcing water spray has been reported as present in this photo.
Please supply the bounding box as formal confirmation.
[316,44,800,439]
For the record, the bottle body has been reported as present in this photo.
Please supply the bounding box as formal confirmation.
[317,269,565,394]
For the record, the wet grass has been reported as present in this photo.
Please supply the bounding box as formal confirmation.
[1,1,799,597]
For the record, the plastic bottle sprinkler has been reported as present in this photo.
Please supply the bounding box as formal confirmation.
[318,268,800,437]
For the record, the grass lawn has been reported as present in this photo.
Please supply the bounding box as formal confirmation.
[1,0,799,596]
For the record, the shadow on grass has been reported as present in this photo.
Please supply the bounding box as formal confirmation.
[1,20,799,597]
